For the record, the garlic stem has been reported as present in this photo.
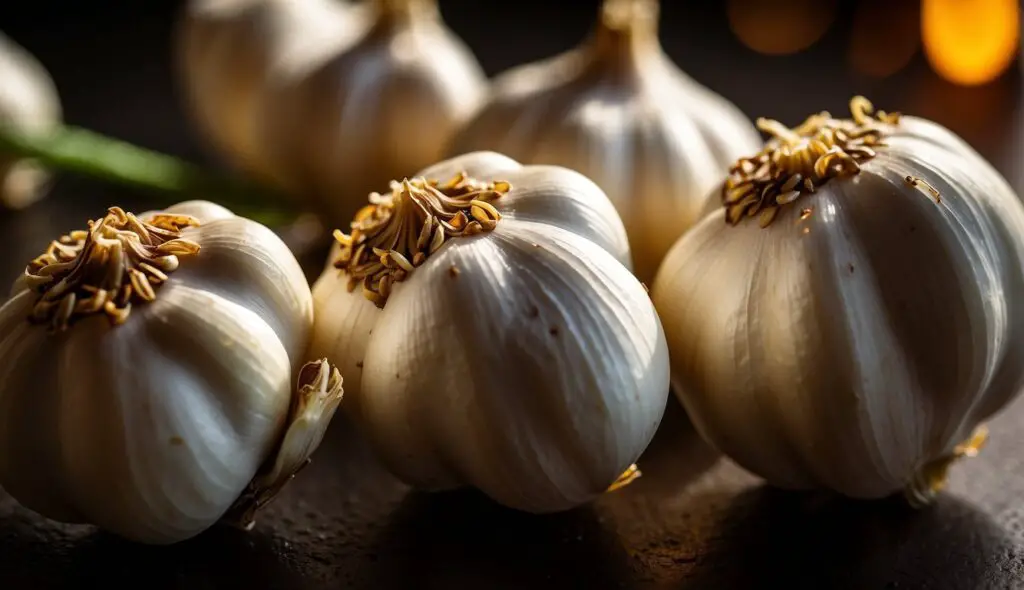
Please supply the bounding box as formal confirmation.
[222,358,345,531]
[0,124,296,226]
[593,0,660,54]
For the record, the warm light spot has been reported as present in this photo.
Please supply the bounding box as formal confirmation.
[922,0,1020,86]
[727,0,837,56]
[848,0,920,78]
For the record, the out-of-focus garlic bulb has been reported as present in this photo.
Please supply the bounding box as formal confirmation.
[448,0,760,283]
[0,31,61,210]
[652,97,1024,506]
[174,0,366,188]
[263,0,487,228]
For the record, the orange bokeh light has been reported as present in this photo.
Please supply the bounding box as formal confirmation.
[727,0,837,56]
[922,0,1020,86]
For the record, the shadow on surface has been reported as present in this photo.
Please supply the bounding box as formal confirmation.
[678,486,1023,590]
[351,487,635,590]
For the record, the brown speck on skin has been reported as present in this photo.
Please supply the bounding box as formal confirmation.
[448,264,460,278]
[848,263,855,274]
[800,207,813,220]
[549,326,559,337]
[802,227,810,235]
[532,243,541,248]
[356,361,364,369]
[527,305,539,318]
[169,436,184,446]
[909,225,917,233]
[395,372,401,379]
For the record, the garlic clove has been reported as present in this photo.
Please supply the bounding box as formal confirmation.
[172,215,314,368]
[54,283,293,545]
[223,358,344,530]
[0,291,83,523]
[0,31,62,210]
[359,218,669,512]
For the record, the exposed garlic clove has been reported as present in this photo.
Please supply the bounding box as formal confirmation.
[652,96,1024,505]
[448,0,761,284]
[264,0,487,228]
[308,151,669,512]
[0,31,62,210]
[174,0,366,189]
[0,201,327,544]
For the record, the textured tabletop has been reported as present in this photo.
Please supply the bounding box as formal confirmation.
[1,2,1023,588]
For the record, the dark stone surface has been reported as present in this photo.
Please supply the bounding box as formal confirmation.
[1,2,1024,588]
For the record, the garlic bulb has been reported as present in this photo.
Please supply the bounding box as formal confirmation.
[0,31,61,210]
[174,0,365,188]
[265,0,487,228]
[447,0,760,283]
[0,200,343,544]
[308,151,669,512]
[652,96,1024,506]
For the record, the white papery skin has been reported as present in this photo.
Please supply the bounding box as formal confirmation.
[0,201,314,544]
[447,0,761,284]
[0,31,61,210]
[175,0,365,188]
[266,0,486,229]
[309,152,669,512]
[652,117,1024,499]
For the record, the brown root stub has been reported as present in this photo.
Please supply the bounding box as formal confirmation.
[606,463,642,493]
[332,171,511,308]
[721,95,901,228]
[904,424,989,509]
[23,206,201,331]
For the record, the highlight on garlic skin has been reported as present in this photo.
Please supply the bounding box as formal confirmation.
[308,151,669,513]
[447,0,761,283]
[652,96,1024,507]
[0,31,62,210]
[0,200,344,544]
[264,0,487,229]
[174,0,365,188]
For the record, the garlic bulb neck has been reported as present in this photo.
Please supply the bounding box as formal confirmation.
[372,0,438,28]
[588,0,662,73]
[331,172,512,307]
[223,358,344,531]
[721,95,903,228]
[24,206,201,331]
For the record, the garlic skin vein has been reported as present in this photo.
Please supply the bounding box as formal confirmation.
[0,31,62,210]
[0,200,337,544]
[652,98,1024,503]
[448,0,760,283]
[309,151,669,512]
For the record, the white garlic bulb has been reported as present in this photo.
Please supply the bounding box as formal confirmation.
[308,151,669,512]
[0,31,61,210]
[447,0,760,283]
[0,200,343,544]
[264,0,487,228]
[174,0,365,188]
[652,97,1024,506]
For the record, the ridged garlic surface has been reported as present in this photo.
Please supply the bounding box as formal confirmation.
[264,0,487,229]
[448,0,760,283]
[0,31,61,210]
[308,151,669,513]
[174,0,365,188]
[0,201,343,544]
[652,97,1024,506]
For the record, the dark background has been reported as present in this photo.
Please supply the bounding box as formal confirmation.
[1,1,1023,589]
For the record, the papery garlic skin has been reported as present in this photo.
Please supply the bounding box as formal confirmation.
[448,0,760,283]
[265,0,487,228]
[652,100,1024,503]
[308,151,668,512]
[175,0,365,188]
[0,201,319,544]
[0,31,61,210]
